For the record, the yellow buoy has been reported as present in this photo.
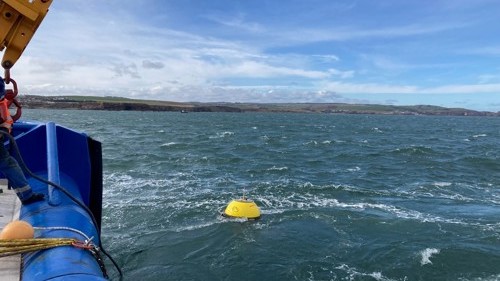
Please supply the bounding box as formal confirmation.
[223,198,261,220]
[0,220,35,239]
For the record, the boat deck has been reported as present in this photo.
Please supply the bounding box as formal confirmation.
[0,180,22,281]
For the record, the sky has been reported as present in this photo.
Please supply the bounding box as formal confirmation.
[4,0,500,111]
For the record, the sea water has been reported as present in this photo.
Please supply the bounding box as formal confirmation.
[23,110,500,280]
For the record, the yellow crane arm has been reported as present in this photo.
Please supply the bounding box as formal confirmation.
[0,0,53,79]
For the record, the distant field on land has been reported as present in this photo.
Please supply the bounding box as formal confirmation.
[18,95,499,116]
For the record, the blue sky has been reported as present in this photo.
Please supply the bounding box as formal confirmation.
[6,0,500,111]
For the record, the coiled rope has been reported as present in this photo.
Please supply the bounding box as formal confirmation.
[0,238,80,257]
[1,226,95,258]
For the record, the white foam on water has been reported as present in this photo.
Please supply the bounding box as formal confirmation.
[347,166,361,172]
[473,134,487,138]
[335,264,396,281]
[260,209,286,215]
[105,172,495,236]
[267,166,289,171]
[420,248,440,265]
[255,190,477,227]
[464,274,500,281]
[433,182,452,187]
[210,131,235,138]
[160,142,178,147]
[173,220,223,232]
[305,140,318,145]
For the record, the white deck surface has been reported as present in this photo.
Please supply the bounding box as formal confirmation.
[0,180,22,281]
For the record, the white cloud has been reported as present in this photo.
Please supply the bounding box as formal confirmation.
[312,55,340,62]
[477,73,500,84]
[142,60,165,69]
[322,80,500,95]
[323,81,419,94]
[463,46,500,56]
[425,83,500,94]
[269,22,471,46]
[2,0,499,111]
[204,13,265,33]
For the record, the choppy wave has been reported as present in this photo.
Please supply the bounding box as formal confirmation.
[267,166,288,171]
[420,248,440,265]
[473,133,487,138]
[160,142,178,147]
[391,145,436,155]
[335,264,396,281]
[210,131,235,138]
[25,110,500,281]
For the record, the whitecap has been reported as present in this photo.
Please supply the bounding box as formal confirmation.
[160,142,177,147]
[261,209,286,215]
[218,216,249,223]
[433,182,452,187]
[420,248,440,265]
[335,264,395,281]
[174,220,222,232]
[210,131,235,138]
[267,166,288,171]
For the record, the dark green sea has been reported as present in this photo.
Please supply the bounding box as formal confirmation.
[24,109,500,281]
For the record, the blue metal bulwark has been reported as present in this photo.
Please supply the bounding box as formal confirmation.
[12,121,106,280]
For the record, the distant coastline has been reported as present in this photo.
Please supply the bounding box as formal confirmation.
[17,95,499,116]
